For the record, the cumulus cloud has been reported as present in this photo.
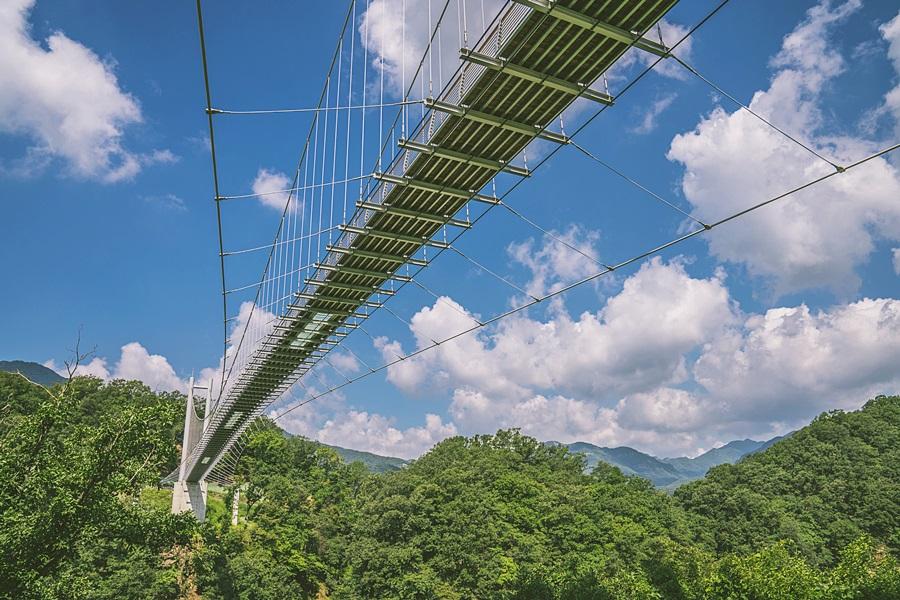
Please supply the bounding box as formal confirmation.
[251,168,293,210]
[668,0,900,296]
[380,257,735,403]
[608,20,694,84]
[507,225,603,298]
[0,0,171,182]
[631,93,677,134]
[879,10,900,139]
[359,0,504,96]
[374,245,900,456]
[315,411,456,459]
[45,342,187,392]
[694,298,900,423]
[328,351,362,375]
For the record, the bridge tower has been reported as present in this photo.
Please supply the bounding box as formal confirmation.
[171,377,212,521]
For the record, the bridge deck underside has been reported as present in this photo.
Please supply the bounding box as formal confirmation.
[183,0,677,482]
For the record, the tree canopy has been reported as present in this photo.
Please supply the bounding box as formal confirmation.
[1,372,897,599]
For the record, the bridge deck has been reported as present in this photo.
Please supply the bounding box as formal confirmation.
[180,0,677,482]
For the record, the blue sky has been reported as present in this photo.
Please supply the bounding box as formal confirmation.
[2,0,899,458]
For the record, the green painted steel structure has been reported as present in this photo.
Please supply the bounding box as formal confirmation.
[177,0,678,483]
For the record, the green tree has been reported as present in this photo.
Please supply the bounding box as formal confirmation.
[0,373,192,598]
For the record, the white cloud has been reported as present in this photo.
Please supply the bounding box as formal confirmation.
[113,342,187,392]
[314,410,456,459]
[614,387,711,434]
[359,0,504,97]
[667,0,900,296]
[893,248,900,275]
[373,234,900,456]
[328,351,361,375]
[880,10,900,139]
[45,342,187,392]
[694,298,900,424]
[380,257,735,404]
[142,193,186,211]
[608,20,694,84]
[507,225,602,298]
[0,0,170,182]
[251,168,293,210]
[631,93,677,134]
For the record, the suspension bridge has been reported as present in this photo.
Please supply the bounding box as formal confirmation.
[167,0,900,519]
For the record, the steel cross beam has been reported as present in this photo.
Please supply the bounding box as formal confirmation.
[357,200,472,229]
[338,223,452,249]
[373,171,497,204]
[424,98,570,144]
[398,138,530,177]
[313,261,414,282]
[511,0,670,57]
[459,48,614,105]
[303,279,397,295]
[325,244,430,267]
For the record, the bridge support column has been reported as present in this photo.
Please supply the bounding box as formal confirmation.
[172,377,211,521]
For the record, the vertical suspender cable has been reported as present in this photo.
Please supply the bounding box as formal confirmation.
[360,0,370,202]
[330,37,343,245]
[343,0,356,225]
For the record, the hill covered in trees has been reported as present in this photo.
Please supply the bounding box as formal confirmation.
[676,395,900,565]
[0,360,64,386]
[558,438,784,488]
[0,371,897,598]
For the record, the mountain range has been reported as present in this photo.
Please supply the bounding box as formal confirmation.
[0,360,64,386]
[324,436,787,487]
[561,436,786,489]
[1,360,782,486]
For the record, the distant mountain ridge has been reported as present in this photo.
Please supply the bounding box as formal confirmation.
[304,433,784,482]
[2,357,780,483]
[324,444,408,473]
[555,435,787,489]
[0,360,64,386]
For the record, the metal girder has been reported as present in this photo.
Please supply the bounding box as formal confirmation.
[314,260,414,282]
[511,0,670,57]
[373,172,495,206]
[459,48,614,105]
[398,138,530,177]
[303,278,396,295]
[326,244,429,267]
[424,97,570,144]
[296,292,382,308]
[357,200,471,229]
[338,224,452,249]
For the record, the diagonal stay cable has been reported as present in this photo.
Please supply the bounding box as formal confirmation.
[210,99,424,115]
[268,141,900,424]
[670,53,842,172]
[497,199,615,269]
[567,139,709,229]
[219,174,371,201]
[450,246,539,301]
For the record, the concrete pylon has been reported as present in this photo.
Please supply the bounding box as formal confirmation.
[172,377,210,521]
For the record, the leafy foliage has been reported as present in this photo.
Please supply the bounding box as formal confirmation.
[0,373,193,599]
[675,395,900,565]
[1,373,898,598]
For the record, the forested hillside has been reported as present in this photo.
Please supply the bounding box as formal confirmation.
[1,371,898,599]
[676,395,900,565]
